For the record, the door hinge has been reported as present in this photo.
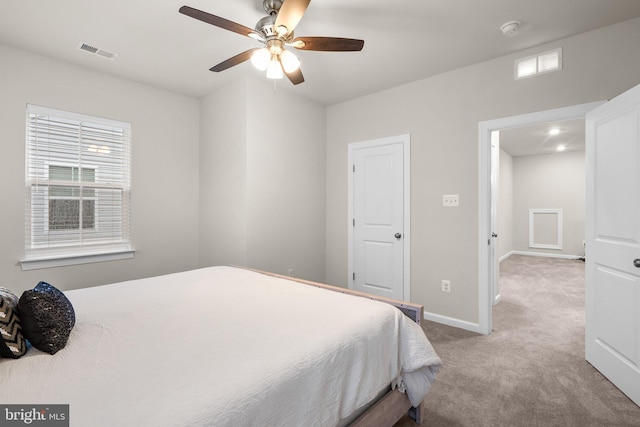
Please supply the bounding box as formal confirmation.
[353,272,355,280]
[353,164,355,172]
[353,218,355,227]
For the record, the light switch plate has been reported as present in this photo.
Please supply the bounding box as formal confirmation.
[443,194,459,207]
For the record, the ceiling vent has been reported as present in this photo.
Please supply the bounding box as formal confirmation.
[76,42,119,60]
[514,48,562,80]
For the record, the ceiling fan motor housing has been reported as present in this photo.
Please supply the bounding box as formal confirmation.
[255,14,277,37]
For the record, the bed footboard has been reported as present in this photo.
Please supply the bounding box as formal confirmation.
[239,267,426,426]
[240,267,424,325]
[350,389,423,426]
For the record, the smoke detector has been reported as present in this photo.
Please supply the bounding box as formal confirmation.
[500,21,521,36]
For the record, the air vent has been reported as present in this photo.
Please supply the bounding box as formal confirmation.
[515,48,562,80]
[76,42,119,60]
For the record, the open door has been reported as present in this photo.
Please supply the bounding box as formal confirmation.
[585,83,640,406]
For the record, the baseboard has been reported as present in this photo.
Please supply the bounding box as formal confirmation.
[499,251,514,262]
[509,250,583,260]
[424,311,481,334]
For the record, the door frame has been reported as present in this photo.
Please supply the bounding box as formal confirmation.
[348,134,411,301]
[477,101,604,335]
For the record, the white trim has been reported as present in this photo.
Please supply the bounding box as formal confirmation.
[529,208,563,249]
[424,311,481,334]
[499,251,513,262]
[478,101,604,335]
[27,104,131,129]
[500,250,583,261]
[347,134,411,301]
[510,250,582,260]
[20,249,135,271]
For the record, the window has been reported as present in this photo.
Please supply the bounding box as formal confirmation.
[48,166,95,230]
[515,48,562,80]
[22,105,133,270]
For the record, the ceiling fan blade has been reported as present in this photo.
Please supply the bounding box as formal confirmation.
[283,65,305,85]
[179,6,255,38]
[210,49,259,72]
[274,0,310,35]
[291,36,364,51]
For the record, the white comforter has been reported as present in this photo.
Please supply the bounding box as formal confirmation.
[0,266,441,426]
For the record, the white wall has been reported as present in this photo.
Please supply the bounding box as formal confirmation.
[513,151,585,257]
[326,18,640,324]
[199,79,248,267]
[498,149,514,260]
[0,43,200,294]
[199,77,327,281]
[3,18,640,329]
[1,44,326,295]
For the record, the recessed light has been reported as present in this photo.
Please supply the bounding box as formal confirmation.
[556,145,566,152]
[549,128,561,136]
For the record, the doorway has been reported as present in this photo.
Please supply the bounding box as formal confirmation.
[492,117,587,304]
[347,134,410,301]
[478,101,604,335]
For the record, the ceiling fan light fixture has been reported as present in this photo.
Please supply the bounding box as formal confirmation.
[280,49,300,72]
[289,39,305,49]
[248,32,265,42]
[251,48,271,71]
[266,57,284,79]
[276,25,289,37]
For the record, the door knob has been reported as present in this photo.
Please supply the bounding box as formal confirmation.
[634,259,640,268]
[395,233,402,239]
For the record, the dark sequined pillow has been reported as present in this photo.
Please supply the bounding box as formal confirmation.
[0,287,27,358]
[19,282,75,355]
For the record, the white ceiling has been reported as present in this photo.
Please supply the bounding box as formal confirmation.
[2,0,640,106]
[499,118,585,157]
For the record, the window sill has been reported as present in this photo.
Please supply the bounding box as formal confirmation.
[20,249,135,271]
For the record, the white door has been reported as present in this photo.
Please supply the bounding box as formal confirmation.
[586,83,640,406]
[349,136,409,301]
[490,131,501,306]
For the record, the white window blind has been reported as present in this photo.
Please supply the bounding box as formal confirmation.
[24,105,132,266]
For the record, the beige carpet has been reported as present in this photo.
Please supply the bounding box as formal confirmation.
[395,254,640,427]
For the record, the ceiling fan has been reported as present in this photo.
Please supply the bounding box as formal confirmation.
[179,0,364,85]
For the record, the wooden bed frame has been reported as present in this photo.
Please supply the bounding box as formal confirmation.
[241,267,425,426]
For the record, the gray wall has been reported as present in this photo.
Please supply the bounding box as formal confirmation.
[513,151,585,257]
[199,77,327,282]
[326,18,640,324]
[498,149,514,260]
[0,44,200,294]
[2,17,640,330]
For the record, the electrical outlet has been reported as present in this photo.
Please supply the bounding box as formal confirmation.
[442,280,451,293]
[443,195,459,207]
[288,269,294,277]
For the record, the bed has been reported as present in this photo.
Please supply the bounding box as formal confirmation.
[1,266,441,426]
